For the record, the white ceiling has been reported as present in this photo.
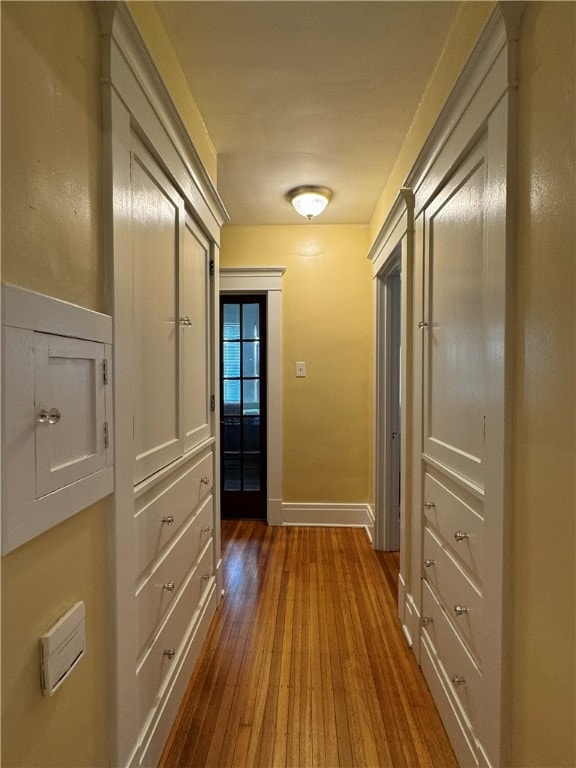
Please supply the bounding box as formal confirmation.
[156,1,460,226]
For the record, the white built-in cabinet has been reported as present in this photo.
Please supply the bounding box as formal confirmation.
[99,5,227,766]
[371,7,521,767]
[131,137,212,485]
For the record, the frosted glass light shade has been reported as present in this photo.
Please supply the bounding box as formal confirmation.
[286,186,333,219]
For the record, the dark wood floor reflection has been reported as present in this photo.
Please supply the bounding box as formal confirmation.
[160,521,457,768]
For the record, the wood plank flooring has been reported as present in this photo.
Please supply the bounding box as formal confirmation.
[159,522,457,768]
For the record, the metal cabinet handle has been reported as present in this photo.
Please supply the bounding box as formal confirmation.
[418,321,428,329]
[180,316,192,327]
[161,515,175,526]
[424,501,436,509]
[454,604,469,617]
[200,525,211,534]
[37,408,61,424]
[163,648,176,660]
[452,675,467,687]
[422,617,434,627]
[163,580,175,592]
[424,559,435,568]
[454,530,469,542]
[201,573,211,581]
[200,476,210,484]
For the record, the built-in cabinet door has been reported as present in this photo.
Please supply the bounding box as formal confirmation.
[34,332,107,497]
[181,215,212,452]
[131,136,185,484]
[422,138,487,491]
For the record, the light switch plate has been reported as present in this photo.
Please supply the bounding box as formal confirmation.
[296,361,306,377]
[40,601,86,696]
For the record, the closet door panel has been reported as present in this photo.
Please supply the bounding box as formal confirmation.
[181,216,212,453]
[131,138,184,483]
[423,141,487,489]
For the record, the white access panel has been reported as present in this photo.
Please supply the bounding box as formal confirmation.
[35,333,107,497]
[1,284,114,554]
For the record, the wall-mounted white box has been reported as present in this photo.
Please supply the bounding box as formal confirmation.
[1,285,114,554]
[40,601,86,696]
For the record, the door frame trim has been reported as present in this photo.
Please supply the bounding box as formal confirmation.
[220,267,285,525]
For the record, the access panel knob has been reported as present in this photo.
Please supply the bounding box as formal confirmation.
[37,408,61,425]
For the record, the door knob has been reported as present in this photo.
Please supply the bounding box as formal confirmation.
[37,408,61,425]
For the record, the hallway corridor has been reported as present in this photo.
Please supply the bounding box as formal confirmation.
[160,522,457,768]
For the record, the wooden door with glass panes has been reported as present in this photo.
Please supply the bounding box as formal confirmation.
[220,296,267,519]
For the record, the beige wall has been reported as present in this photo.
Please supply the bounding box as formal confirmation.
[511,3,575,766]
[1,3,111,766]
[221,225,373,505]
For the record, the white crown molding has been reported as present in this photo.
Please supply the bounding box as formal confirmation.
[98,1,228,236]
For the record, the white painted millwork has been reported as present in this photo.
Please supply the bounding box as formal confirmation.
[1,285,113,554]
[370,6,521,767]
[99,4,227,766]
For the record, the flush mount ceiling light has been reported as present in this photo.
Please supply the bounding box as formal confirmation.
[286,185,333,220]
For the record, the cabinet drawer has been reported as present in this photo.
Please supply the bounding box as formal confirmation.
[424,471,483,582]
[420,636,481,768]
[422,579,483,730]
[136,495,214,653]
[135,450,213,576]
[137,541,215,726]
[423,526,483,663]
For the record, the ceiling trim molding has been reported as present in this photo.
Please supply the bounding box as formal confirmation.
[98,1,229,233]
[404,1,524,216]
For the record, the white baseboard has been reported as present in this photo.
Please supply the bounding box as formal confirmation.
[282,502,373,529]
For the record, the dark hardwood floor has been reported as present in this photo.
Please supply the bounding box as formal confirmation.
[159,521,457,768]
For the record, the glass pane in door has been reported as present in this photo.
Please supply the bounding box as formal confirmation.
[220,296,267,519]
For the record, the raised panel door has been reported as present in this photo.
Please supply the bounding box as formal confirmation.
[181,215,212,452]
[423,139,487,490]
[131,137,185,484]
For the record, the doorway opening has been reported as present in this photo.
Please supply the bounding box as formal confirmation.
[375,248,402,553]
[220,295,267,520]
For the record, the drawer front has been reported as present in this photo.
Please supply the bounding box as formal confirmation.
[136,495,214,653]
[422,579,483,729]
[420,636,481,768]
[424,471,484,582]
[135,450,213,576]
[423,526,483,663]
[137,541,215,726]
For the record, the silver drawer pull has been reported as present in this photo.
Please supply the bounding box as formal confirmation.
[452,674,467,687]
[424,559,435,568]
[422,616,434,627]
[163,648,176,660]
[454,604,469,617]
[37,408,61,425]
[200,525,211,534]
[163,580,175,592]
[179,316,192,327]
[454,530,469,542]
[424,501,436,509]
[161,515,175,526]
[200,476,210,484]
